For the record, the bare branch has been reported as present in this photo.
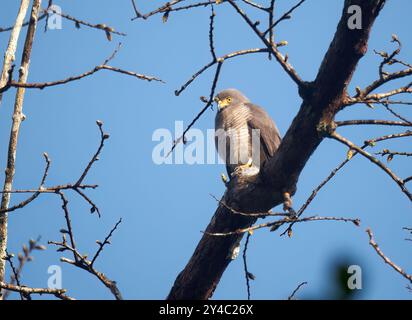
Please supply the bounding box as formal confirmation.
[204,215,360,236]
[330,131,412,201]
[175,48,267,96]
[336,120,412,127]
[242,233,253,300]
[210,194,288,218]
[227,0,305,89]
[288,281,307,300]
[167,60,223,156]
[263,0,307,36]
[49,192,122,299]
[0,0,43,289]
[3,237,46,300]
[45,8,126,40]
[366,228,412,283]
[0,0,31,107]
[0,281,73,300]
[0,153,50,214]
[91,218,122,266]
[0,45,163,94]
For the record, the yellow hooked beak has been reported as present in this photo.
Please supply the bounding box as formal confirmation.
[214,96,230,110]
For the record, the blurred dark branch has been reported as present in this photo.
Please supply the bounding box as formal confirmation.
[366,228,412,284]
[3,237,45,300]
[4,251,24,300]
[242,233,253,300]
[130,0,143,19]
[287,281,307,300]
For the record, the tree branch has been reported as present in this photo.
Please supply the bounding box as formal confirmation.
[167,0,386,300]
[366,228,412,284]
[0,0,42,293]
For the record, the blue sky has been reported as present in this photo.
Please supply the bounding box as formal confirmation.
[0,0,411,299]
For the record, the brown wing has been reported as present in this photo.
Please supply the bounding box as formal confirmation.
[245,102,281,165]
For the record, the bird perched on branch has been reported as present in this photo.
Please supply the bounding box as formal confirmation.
[214,88,281,179]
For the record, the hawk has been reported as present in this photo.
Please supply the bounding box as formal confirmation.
[214,89,281,178]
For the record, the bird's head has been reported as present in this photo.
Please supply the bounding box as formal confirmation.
[214,89,249,111]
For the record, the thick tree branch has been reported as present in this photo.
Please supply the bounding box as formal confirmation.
[366,228,412,284]
[0,0,42,293]
[0,0,31,108]
[0,281,73,300]
[167,0,386,300]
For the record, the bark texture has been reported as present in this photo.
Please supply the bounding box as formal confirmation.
[167,0,386,300]
[0,0,42,291]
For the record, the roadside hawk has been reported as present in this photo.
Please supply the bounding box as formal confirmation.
[214,88,281,178]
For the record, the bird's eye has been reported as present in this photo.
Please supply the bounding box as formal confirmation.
[227,97,232,103]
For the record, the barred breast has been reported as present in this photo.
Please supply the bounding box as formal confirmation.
[215,103,252,175]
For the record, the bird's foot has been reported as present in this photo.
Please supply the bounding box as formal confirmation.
[231,159,257,177]
[283,192,297,219]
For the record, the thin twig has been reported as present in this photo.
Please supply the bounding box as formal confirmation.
[287,281,307,300]
[0,0,43,290]
[263,0,306,36]
[227,0,305,88]
[366,228,412,283]
[336,120,412,127]
[175,48,267,96]
[0,281,73,300]
[91,218,122,266]
[167,60,223,156]
[330,131,412,201]
[210,194,288,218]
[242,233,253,300]
[45,8,126,38]
[204,215,360,236]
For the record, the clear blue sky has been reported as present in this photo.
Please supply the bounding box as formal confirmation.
[0,0,411,299]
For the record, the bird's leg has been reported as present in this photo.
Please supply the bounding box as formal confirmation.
[283,192,297,218]
[231,158,253,177]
